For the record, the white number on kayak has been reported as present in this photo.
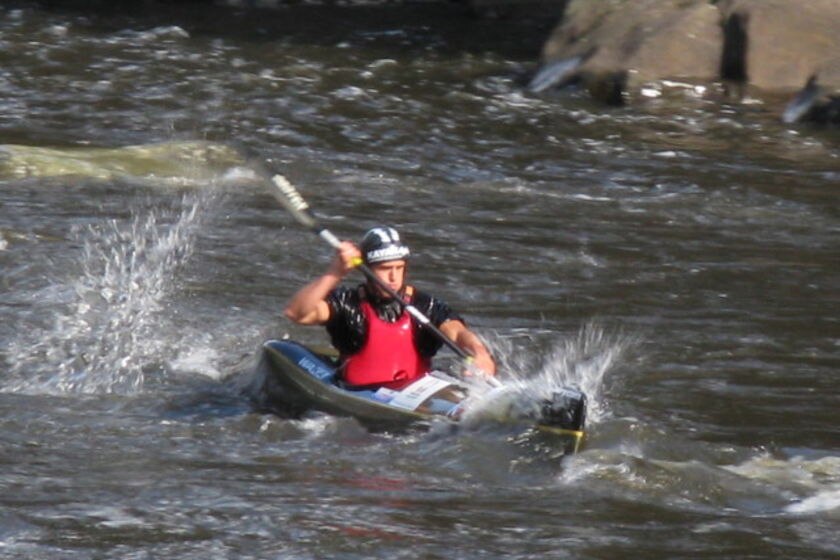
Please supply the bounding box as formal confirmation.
[389,376,453,411]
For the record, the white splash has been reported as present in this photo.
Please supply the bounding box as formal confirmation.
[6,192,214,394]
[169,344,223,381]
[459,323,631,426]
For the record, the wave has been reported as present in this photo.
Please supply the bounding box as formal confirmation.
[0,140,250,186]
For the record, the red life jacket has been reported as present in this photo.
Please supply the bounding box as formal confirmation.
[342,289,430,388]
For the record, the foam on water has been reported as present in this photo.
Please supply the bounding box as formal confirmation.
[725,454,840,515]
[786,489,840,514]
[0,141,246,185]
[168,344,224,381]
[5,191,215,394]
[557,447,840,520]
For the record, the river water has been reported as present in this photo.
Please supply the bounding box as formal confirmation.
[1,2,838,559]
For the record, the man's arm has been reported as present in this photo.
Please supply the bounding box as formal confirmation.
[439,319,497,375]
[284,241,360,325]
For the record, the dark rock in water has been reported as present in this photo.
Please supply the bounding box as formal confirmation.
[720,10,748,84]
[804,98,840,126]
[783,75,840,126]
[526,47,595,94]
[783,76,822,124]
[719,9,748,100]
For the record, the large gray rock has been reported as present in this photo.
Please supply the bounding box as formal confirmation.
[536,0,840,105]
[717,0,840,92]
[538,0,722,103]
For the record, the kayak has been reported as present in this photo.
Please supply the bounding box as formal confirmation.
[253,339,587,452]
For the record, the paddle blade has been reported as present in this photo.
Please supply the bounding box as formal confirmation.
[270,174,317,229]
[540,388,587,431]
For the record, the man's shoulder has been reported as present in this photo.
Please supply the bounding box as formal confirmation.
[410,287,461,322]
[328,284,363,309]
[409,286,434,305]
[411,286,445,302]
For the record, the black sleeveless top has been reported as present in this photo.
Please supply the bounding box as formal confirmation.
[324,284,462,358]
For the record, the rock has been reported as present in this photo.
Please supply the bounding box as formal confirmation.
[718,0,840,92]
[526,48,594,93]
[538,0,722,103]
[783,76,840,125]
[782,76,822,124]
[535,0,840,105]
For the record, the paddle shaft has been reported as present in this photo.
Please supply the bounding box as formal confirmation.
[270,174,475,363]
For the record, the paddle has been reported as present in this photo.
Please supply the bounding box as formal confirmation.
[258,164,490,376]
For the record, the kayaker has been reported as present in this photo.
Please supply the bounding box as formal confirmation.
[284,226,496,389]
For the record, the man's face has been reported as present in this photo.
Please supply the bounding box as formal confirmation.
[370,259,407,296]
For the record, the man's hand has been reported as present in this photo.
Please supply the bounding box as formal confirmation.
[440,319,497,377]
[466,353,496,378]
[329,241,363,277]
